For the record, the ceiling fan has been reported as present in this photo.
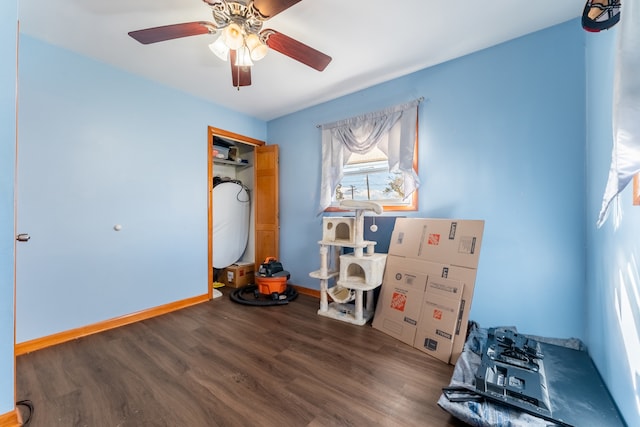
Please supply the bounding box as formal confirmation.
[128,0,332,88]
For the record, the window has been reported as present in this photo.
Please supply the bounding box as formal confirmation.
[330,145,417,210]
[319,99,421,213]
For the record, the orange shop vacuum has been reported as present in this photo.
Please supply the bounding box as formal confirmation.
[230,257,298,306]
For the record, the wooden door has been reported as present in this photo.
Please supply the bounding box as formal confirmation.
[254,145,279,269]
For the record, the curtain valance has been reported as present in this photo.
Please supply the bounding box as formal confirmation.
[319,99,421,213]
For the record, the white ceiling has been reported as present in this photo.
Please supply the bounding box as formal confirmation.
[18,0,585,121]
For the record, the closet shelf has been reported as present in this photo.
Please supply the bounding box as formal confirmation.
[213,158,250,168]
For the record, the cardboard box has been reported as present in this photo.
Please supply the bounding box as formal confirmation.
[228,146,239,161]
[414,277,464,363]
[223,263,255,288]
[383,218,484,364]
[373,254,479,364]
[389,218,484,269]
[439,268,476,365]
[404,258,478,363]
[372,255,429,345]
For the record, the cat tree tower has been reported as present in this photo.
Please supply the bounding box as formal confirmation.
[310,200,387,325]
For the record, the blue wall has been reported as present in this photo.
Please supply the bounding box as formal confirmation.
[269,20,587,341]
[585,28,640,426]
[15,36,266,342]
[0,0,17,416]
[8,14,639,426]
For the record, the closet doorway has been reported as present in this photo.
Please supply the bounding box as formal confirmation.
[207,127,279,297]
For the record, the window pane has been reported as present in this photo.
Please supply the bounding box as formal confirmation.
[333,160,411,206]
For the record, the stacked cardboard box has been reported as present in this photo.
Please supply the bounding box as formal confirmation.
[372,218,484,364]
[221,262,255,288]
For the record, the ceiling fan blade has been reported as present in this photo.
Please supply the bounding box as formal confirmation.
[261,29,332,71]
[252,0,301,19]
[128,22,215,44]
[230,50,252,87]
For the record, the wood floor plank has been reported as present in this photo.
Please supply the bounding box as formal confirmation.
[16,291,467,426]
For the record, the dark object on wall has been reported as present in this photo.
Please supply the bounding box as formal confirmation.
[582,0,621,32]
[363,216,398,254]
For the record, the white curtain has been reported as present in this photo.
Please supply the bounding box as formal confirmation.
[319,100,420,213]
[597,1,640,227]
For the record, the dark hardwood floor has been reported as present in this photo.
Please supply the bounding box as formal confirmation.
[16,290,468,426]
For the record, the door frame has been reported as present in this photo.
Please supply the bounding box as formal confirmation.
[207,127,265,298]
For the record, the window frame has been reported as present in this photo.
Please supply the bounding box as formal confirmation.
[325,128,418,213]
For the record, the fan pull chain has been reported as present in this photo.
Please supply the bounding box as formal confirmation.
[236,62,240,91]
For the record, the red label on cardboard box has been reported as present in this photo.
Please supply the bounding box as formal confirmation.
[390,292,407,312]
[433,309,443,320]
[428,233,440,245]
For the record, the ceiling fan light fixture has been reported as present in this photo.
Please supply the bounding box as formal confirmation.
[235,45,254,67]
[209,35,230,61]
[245,33,268,61]
[223,22,244,50]
[128,0,333,88]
